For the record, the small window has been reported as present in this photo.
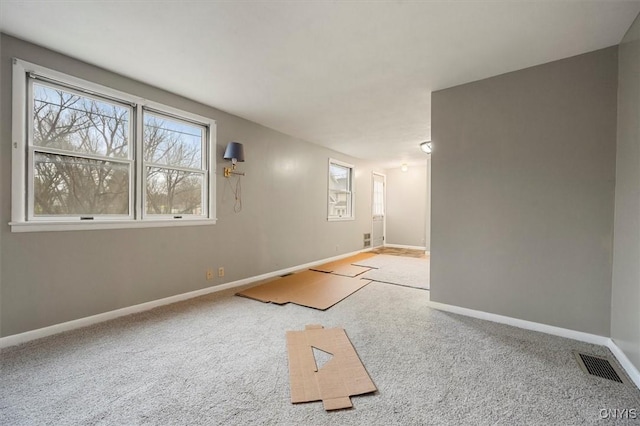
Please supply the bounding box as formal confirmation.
[328,158,354,220]
[11,59,216,232]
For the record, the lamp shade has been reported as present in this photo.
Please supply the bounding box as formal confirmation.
[420,141,432,154]
[223,142,245,162]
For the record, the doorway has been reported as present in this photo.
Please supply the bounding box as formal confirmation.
[372,172,386,248]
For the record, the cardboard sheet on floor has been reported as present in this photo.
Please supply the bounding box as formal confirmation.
[286,324,377,411]
[326,264,372,277]
[311,252,377,274]
[236,270,371,310]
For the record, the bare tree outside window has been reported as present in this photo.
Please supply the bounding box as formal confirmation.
[31,84,208,218]
[13,59,215,230]
[32,83,131,216]
[143,112,205,216]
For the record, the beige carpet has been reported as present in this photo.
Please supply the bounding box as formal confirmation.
[356,254,430,290]
[1,282,638,425]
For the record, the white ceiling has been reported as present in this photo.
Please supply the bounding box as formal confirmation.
[2,1,639,169]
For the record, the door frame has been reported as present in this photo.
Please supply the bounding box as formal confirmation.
[371,171,386,248]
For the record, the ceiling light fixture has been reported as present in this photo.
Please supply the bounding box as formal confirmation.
[420,141,432,154]
[401,163,409,172]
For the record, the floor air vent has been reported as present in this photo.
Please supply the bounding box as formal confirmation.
[573,351,625,384]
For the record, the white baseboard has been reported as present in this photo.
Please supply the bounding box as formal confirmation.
[427,300,640,389]
[426,300,610,345]
[606,339,640,390]
[384,243,427,251]
[0,248,370,349]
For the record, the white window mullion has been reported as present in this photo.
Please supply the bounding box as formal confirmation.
[25,74,35,223]
[207,124,216,219]
[144,162,205,174]
[32,146,135,164]
[201,125,209,217]
[135,106,144,220]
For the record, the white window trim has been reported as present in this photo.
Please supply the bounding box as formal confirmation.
[140,105,211,220]
[327,158,355,221]
[26,79,136,223]
[10,58,217,232]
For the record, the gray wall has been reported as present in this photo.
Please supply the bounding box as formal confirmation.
[431,47,618,336]
[384,165,428,248]
[612,15,640,370]
[0,34,376,337]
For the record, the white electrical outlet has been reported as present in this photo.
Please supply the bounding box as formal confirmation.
[206,269,214,280]
[218,267,225,277]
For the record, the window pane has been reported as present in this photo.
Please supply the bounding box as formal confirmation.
[33,152,129,216]
[329,190,351,217]
[329,163,349,191]
[146,167,204,215]
[373,180,384,216]
[33,83,130,158]
[143,112,203,169]
[328,161,353,218]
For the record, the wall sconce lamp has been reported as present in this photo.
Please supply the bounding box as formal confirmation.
[401,163,409,172]
[223,142,245,177]
[420,141,432,154]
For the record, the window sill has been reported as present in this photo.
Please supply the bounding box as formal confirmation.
[9,218,217,233]
[327,216,355,222]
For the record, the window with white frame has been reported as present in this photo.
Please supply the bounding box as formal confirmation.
[328,159,354,220]
[11,59,216,232]
[143,110,207,217]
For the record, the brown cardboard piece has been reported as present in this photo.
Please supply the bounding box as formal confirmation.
[236,270,371,310]
[326,264,372,277]
[310,252,377,275]
[286,325,377,410]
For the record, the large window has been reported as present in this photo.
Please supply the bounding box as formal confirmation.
[11,59,216,232]
[328,158,354,220]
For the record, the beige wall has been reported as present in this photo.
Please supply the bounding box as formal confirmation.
[612,14,640,370]
[0,34,376,337]
[431,47,618,336]
[384,165,428,248]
